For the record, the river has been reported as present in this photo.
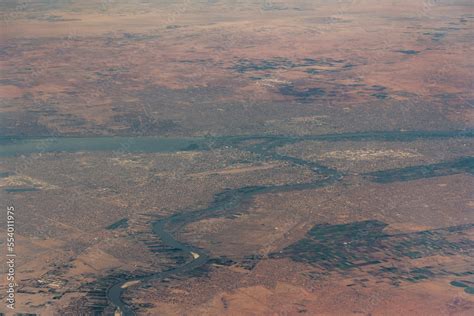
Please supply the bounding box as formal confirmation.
[2,130,472,315]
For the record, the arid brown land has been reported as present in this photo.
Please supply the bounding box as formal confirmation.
[0,1,473,315]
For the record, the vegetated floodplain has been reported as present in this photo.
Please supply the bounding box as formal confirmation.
[68,129,472,315]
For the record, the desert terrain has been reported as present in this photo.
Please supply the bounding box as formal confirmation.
[0,1,473,315]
